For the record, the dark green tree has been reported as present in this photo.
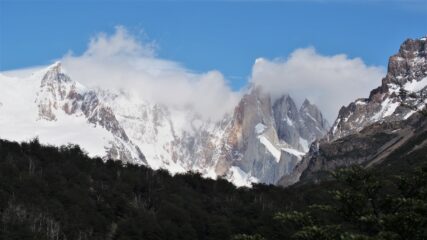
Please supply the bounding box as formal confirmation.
[273,165,427,240]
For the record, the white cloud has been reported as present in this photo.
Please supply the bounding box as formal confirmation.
[84,26,156,58]
[250,47,385,121]
[61,26,241,121]
[3,26,386,124]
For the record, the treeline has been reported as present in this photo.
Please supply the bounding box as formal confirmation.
[0,138,321,240]
[0,138,426,240]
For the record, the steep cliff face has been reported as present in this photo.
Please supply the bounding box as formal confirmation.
[279,36,427,187]
[273,96,329,152]
[281,112,427,186]
[220,87,282,184]
[328,37,427,141]
[219,87,329,184]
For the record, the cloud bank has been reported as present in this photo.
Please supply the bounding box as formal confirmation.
[251,48,385,121]
[4,26,386,123]
[61,26,241,121]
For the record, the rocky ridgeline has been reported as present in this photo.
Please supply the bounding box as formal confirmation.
[328,37,427,141]
[218,87,329,184]
[35,62,146,164]
[11,61,330,186]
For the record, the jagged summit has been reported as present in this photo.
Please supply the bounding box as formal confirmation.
[328,36,427,141]
[0,66,330,186]
[218,86,330,184]
[301,98,312,107]
[42,61,68,81]
[46,61,62,72]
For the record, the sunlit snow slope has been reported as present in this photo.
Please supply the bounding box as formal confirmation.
[0,63,329,187]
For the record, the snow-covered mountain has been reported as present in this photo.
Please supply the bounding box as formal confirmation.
[0,61,329,187]
[0,62,145,164]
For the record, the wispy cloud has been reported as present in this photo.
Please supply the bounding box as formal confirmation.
[61,26,241,121]
[4,26,386,123]
[250,47,385,121]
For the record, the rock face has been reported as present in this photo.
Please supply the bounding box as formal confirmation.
[35,62,146,164]
[0,63,329,186]
[217,87,329,184]
[328,37,427,141]
[279,36,427,187]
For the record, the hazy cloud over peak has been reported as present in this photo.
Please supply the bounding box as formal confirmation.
[4,26,386,123]
[62,26,241,121]
[251,47,385,121]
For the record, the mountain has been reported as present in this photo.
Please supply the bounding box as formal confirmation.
[279,36,427,186]
[218,87,329,184]
[0,62,145,165]
[328,37,427,141]
[0,62,329,186]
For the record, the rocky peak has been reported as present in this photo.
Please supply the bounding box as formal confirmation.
[34,64,137,158]
[383,37,426,86]
[218,85,330,184]
[37,62,77,121]
[273,94,299,120]
[397,37,426,59]
[42,61,64,79]
[298,99,330,143]
[272,95,301,149]
[328,37,427,142]
[280,37,427,187]
[300,99,324,124]
[1,58,335,186]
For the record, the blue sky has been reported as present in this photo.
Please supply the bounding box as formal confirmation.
[0,0,426,91]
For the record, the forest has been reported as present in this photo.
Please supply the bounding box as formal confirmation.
[0,138,426,240]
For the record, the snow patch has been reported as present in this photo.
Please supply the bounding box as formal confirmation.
[387,83,401,94]
[254,123,267,134]
[285,117,294,126]
[226,166,259,187]
[404,110,416,120]
[258,135,281,161]
[403,77,427,92]
[332,118,341,134]
[0,109,116,158]
[281,147,305,159]
[383,101,400,118]
[372,98,400,121]
[299,137,309,152]
[304,112,318,122]
[355,100,367,105]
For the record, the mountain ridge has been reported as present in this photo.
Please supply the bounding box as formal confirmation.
[0,62,329,186]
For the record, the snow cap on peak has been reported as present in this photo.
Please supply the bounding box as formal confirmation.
[42,61,66,79]
[41,61,72,85]
[46,61,62,73]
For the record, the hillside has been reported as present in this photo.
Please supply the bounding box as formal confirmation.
[0,137,426,239]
